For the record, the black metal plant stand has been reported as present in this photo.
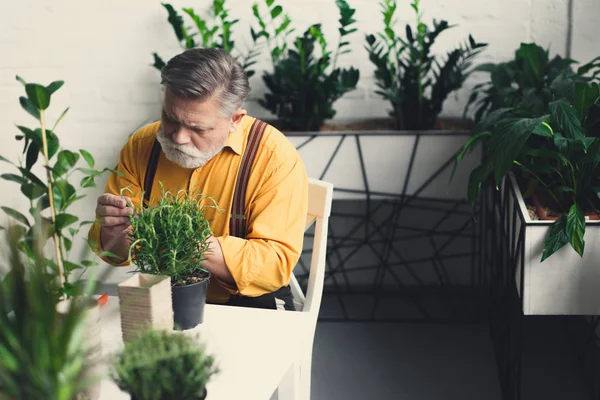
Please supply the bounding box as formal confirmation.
[288,130,483,323]
[483,178,600,400]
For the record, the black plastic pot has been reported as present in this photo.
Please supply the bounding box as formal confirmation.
[172,273,210,330]
[132,389,207,400]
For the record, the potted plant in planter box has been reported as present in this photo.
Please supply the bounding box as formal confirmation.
[125,186,217,330]
[251,0,360,131]
[111,328,218,400]
[455,64,600,314]
[365,0,487,131]
[464,42,600,123]
[152,0,261,78]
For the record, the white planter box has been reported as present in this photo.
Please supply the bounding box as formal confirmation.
[501,174,600,315]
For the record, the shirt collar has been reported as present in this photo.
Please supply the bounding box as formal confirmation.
[224,119,245,156]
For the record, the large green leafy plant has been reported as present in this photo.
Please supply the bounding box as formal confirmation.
[152,1,261,78]
[111,328,218,400]
[126,186,217,285]
[457,75,600,261]
[253,0,360,131]
[366,0,487,130]
[0,225,92,400]
[464,42,600,122]
[0,77,115,297]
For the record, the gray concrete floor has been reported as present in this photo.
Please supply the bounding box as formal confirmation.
[309,319,589,400]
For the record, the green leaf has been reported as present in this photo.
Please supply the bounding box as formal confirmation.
[79,150,95,168]
[541,216,570,261]
[52,107,70,131]
[46,80,64,95]
[26,141,39,170]
[25,84,51,110]
[1,207,30,227]
[80,176,95,188]
[266,0,275,5]
[573,82,600,121]
[19,96,40,119]
[21,183,46,200]
[565,204,585,257]
[16,75,27,86]
[549,99,586,143]
[1,174,26,185]
[270,5,282,19]
[152,53,166,71]
[81,260,97,267]
[53,150,80,177]
[54,213,79,230]
[488,115,549,185]
[467,164,491,207]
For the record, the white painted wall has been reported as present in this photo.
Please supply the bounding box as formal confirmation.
[0,0,598,279]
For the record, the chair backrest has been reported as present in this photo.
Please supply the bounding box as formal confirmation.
[289,178,333,316]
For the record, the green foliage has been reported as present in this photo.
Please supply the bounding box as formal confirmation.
[0,225,92,400]
[465,43,600,122]
[126,185,218,285]
[111,328,218,400]
[456,70,600,260]
[253,0,360,131]
[1,76,115,296]
[366,0,487,130]
[153,1,261,78]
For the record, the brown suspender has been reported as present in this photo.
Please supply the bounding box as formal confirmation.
[143,118,268,238]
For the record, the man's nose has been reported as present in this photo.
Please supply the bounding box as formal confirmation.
[171,127,191,145]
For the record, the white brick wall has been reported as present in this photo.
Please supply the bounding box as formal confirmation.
[0,0,598,272]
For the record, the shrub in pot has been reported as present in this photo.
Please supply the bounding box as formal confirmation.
[251,0,360,131]
[126,186,217,330]
[365,0,487,130]
[111,328,218,400]
[464,42,600,122]
[152,0,261,78]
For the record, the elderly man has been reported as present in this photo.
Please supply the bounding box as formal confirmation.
[88,48,308,310]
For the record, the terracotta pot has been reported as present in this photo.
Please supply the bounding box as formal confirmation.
[117,273,173,342]
[56,298,102,400]
[531,193,600,221]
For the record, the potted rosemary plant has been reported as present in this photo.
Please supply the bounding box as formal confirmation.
[111,328,218,400]
[126,186,217,330]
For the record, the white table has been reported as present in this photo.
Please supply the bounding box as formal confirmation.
[99,296,309,399]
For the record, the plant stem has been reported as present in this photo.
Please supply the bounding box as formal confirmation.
[40,110,65,290]
[514,160,564,212]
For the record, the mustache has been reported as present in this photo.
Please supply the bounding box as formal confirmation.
[157,129,202,157]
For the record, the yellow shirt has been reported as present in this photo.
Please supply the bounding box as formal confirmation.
[88,115,308,303]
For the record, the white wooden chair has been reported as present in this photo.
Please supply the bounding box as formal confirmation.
[277,178,333,400]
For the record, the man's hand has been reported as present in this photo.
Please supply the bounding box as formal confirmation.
[96,193,134,261]
[203,236,236,288]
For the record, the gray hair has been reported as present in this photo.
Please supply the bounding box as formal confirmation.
[160,48,250,117]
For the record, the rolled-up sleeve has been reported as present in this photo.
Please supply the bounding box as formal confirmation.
[217,154,308,297]
[88,135,144,266]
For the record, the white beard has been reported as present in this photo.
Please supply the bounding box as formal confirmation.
[156,127,226,169]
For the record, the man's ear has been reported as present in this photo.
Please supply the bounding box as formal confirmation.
[230,108,247,130]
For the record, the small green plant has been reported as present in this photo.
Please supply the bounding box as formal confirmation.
[152,1,261,78]
[0,225,93,400]
[111,328,218,400]
[465,43,600,122]
[0,76,115,297]
[125,185,218,285]
[456,73,600,261]
[366,0,487,130]
[253,0,360,131]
